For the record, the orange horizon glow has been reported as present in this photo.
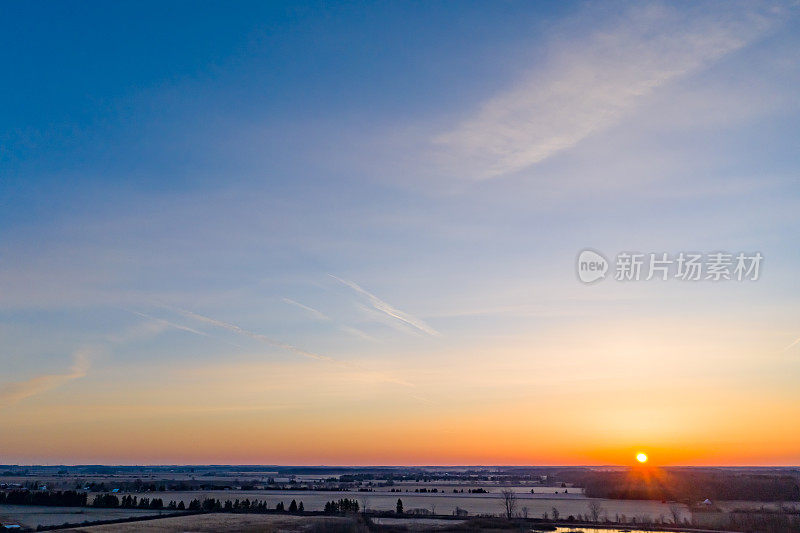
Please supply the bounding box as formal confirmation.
[1,320,799,466]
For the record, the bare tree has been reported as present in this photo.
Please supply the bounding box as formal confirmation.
[501,489,517,520]
[588,500,603,522]
[521,506,529,519]
[551,507,560,520]
[359,496,370,515]
[669,503,682,524]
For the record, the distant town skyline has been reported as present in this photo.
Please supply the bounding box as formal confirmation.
[1,1,799,466]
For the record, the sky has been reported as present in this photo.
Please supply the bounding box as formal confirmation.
[1,0,800,466]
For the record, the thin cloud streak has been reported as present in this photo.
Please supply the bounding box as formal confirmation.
[164,305,416,388]
[169,306,333,362]
[0,350,91,408]
[282,298,330,321]
[781,336,800,352]
[434,2,784,179]
[340,325,376,342]
[282,297,375,341]
[122,309,245,349]
[329,274,439,336]
[125,309,213,339]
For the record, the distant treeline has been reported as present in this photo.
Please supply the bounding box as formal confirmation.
[1,464,567,484]
[0,490,88,507]
[73,480,353,493]
[323,498,359,513]
[92,494,307,513]
[0,490,315,515]
[577,470,800,502]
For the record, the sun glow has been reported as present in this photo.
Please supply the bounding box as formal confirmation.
[636,452,648,463]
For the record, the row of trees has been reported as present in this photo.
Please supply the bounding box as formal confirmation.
[0,490,88,507]
[92,494,308,513]
[78,493,306,514]
[71,479,347,493]
[183,497,304,513]
[323,498,360,514]
[92,494,171,509]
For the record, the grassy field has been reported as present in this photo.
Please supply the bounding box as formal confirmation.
[0,505,174,529]
[60,513,358,532]
[108,489,689,521]
[59,514,698,533]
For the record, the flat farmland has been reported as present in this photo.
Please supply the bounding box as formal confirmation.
[61,515,697,533]
[0,504,175,529]
[111,489,690,521]
[60,514,355,532]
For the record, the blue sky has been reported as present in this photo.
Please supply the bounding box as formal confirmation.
[1,1,800,464]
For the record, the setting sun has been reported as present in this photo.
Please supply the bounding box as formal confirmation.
[636,453,648,463]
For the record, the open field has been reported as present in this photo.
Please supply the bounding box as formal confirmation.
[108,489,690,521]
[373,517,687,532]
[59,514,712,533]
[0,505,175,529]
[60,514,356,532]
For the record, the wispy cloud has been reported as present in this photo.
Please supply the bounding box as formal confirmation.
[434,2,785,179]
[282,297,375,341]
[339,325,375,342]
[170,306,333,362]
[282,298,330,321]
[0,350,91,408]
[329,275,439,336]
[120,309,245,349]
[171,305,415,388]
[781,336,800,352]
[124,309,213,339]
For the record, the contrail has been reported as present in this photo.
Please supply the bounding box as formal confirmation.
[157,304,416,389]
[282,297,375,341]
[170,306,333,362]
[329,274,439,336]
[282,298,330,321]
[122,308,246,349]
[0,350,91,409]
[125,309,213,338]
[781,336,800,352]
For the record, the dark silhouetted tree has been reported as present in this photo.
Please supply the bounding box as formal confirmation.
[501,489,516,519]
[588,500,603,522]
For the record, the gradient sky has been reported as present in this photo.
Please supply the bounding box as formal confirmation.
[2,1,800,466]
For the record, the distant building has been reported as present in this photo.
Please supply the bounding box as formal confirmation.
[453,507,468,517]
